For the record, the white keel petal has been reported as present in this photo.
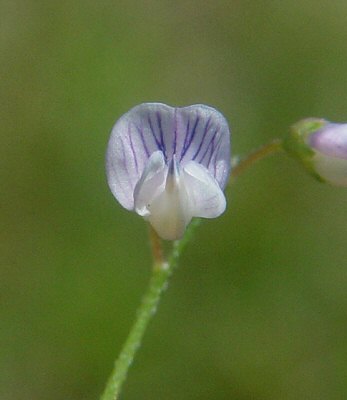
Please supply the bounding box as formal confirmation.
[135,156,191,240]
[134,151,167,216]
[183,161,226,218]
[148,157,191,240]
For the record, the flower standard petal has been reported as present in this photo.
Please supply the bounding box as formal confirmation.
[175,105,231,189]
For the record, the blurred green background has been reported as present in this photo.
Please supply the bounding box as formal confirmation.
[2,1,347,399]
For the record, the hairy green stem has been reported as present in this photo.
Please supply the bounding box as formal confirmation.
[100,219,201,400]
[100,265,170,400]
[100,138,283,400]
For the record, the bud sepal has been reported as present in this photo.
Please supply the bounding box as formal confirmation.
[283,118,347,186]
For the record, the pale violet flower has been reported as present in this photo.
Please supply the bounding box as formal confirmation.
[309,122,347,186]
[283,118,347,187]
[106,103,231,240]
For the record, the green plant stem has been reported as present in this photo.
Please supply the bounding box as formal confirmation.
[100,139,283,400]
[100,219,201,400]
[100,265,169,400]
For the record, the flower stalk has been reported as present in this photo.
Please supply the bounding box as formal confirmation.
[100,263,170,400]
[102,102,346,400]
[230,139,283,181]
[100,219,200,400]
[100,138,283,400]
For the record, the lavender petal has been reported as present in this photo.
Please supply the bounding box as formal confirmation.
[106,103,231,211]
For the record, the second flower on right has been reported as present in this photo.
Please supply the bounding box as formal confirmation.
[283,118,347,186]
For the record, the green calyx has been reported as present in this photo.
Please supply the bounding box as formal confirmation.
[282,118,328,182]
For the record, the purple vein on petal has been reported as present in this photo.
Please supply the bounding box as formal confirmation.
[156,111,167,160]
[199,128,218,164]
[181,119,191,159]
[134,123,150,157]
[181,115,200,160]
[192,116,212,161]
[173,108,178,155]
[128,124,139,175]
[213,159,217,176]
[208,130,224,166]
[147,115,162,151]
[206,138,216,166]
[121,138,130,177]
